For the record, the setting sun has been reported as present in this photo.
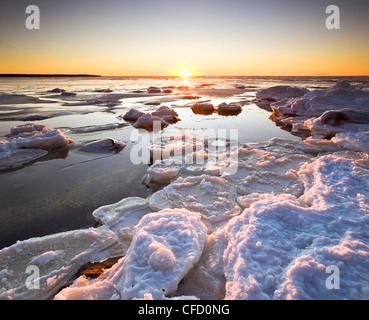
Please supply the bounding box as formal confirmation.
[179,69,192,78]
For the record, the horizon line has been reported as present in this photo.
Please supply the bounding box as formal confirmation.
[1,73,369,78]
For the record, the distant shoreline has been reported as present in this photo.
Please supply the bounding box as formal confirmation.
[0,74,101,78]
[1,74,368,79]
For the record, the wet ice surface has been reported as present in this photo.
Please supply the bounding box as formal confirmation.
[0,76,297,248]
[1,76,369,300]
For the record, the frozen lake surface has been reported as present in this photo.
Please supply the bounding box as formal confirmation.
[0,76,368,300]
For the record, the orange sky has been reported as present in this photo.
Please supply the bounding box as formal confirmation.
[1,0,368,76]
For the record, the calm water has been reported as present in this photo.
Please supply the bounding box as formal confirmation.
[0,76,367,248]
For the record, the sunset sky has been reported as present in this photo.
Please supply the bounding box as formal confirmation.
[1,0,368,76]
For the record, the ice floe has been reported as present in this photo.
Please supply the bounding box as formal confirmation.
[1,80,369,300]
[48,88,65,93]
[217,102,242,115]
[331,130,369,153]
[79,138,125,153]
[10,123,47,136]
[149,175,241,223]
[1,135,369,300]
[0,228,119,300]
[92,197,150,233]
[0,148,48,170]
[0,123,73,169]
[122,105,179,129]
[122,109,146,122]
[61,91,77,96]
[133,114,169,130]
[224,154,369,299]
[147,87,161,93]
[271,82,369,124]
[8,123,72,149]
[54,209,207,300]
[191,102,215,115]
[265,81,369,153]
[69,123,124,134]
[256,85,309,102]
[151,106,179,123]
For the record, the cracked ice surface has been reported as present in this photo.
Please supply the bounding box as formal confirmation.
[54,208,207,300]
[0,228,119,300]
[224,155,369,299]
[1,81,369,300]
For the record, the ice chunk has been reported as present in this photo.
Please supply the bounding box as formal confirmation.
[92,197,150,232]
[147,87,161,93]
[48,88,65,93]
[69,123,122,133]
[79,138,125,153]
[55,208,207,300]
[331,130,369,153]
[272,82,369,118]
[149,175,241,222]
[3,124,73,151]
[223,154,369,299]
[122,109,146,122]
[20,115,50,121]
[123,106,178,126]
[116,208,206,299]
[95,88,113,93]
[304,109,369,138]
[14,129,72,150]
[217,102,242,115]
[174,228,228,300]
[268,81,369,140]
[61,91,77,96]
[256,86,309,101]
[229,147,309,197]
[0,124,72,169]
[275,236,369,300]
[191,102,215,115]
[133,114,169,130]
[0,148,48,170]
[0,228,118,300]
[145,161,183,185]
[151,106,179,123]
[10,123,47,136]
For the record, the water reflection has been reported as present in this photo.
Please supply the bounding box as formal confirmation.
[0,146,70,174]
[191,108,214,116]
[0,76,306,249]
[217,109,242,116]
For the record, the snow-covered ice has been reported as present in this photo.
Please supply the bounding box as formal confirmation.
[0,123,73,169]
[256,86,309,102]
[270,82,369,139]
[0,228,119,300]
[151,106,179,123]
[224,154,369,300]
[92,197,150,235]
[123,105,179,129]
[1,80,368,300]
[332,130,369,153]
[54,209,207,300]
[10,123,47,136]
[149,175,241,223]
